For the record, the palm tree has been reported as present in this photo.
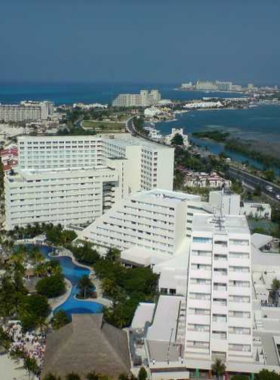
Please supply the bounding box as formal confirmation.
[78,275,94,299]
[9,347,26,365]
[271,278,280,305]
[211,358,226,380]
[36,316,48,334]
[43,373,62,380]
[86,372,100,380]
[0,326,11,352]
[23,356,39,380]
[66,373,81,380]
[101,278,116,298]
[52,310,70,330]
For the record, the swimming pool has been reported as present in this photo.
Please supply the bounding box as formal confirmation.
[27,245,103,317]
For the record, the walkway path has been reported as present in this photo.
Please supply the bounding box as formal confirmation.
[48,278,72,318]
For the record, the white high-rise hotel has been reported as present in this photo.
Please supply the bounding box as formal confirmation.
[0,101,54,122]
[112,90,161,108]
[185,213,253,365]
[81,188,257,372]
[4,135,174,230]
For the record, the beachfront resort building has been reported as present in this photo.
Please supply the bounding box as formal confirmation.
[184,214,253,364]
[165,128,190,147]
[0,101,54,122]
[195,80,233,92]
[4,135,174,230]
[112,90,161,108]
[80,189,202,256]
[184,171,231,189]
[77,186,280,377]
[129,217,280,378]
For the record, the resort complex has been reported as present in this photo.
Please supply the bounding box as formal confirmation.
[4,135,174,230]
[0,101,54,122]
[112,90,161,108]
[1,109,280,380]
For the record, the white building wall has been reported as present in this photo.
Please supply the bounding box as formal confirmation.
[184,215,253,363]
[5,135,174,230]
[209,191,241,215]
[5,167,118,230]
[80,190,199,256]
[0,101,53,122]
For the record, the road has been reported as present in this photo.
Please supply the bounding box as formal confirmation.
[127,117,280,204]
[228,167,280,203]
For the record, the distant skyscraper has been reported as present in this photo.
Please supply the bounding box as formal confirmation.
[112,90,161,107]
[0,101,54,122]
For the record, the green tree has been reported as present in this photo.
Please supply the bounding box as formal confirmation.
[36,274,66,298]
[0,326,11,352]
[102,278,117,298]
[271,278,280,305]
[138,367,148,380]
[87,372,100,380]
[231,376,249,380]
[19,294,50,331]
[0,275,17,319]
[52,310,70,330]
[256,369,280,380]
[171,133,184,146]
[23,356,39,380]
[211,358,226,380]
[106,247,120,262]
[43,374,62,380]
[173,169,185,190]
[78,275,94,299]
[264,170,275,182]
[66,374,81,380]
[119,374,132,380]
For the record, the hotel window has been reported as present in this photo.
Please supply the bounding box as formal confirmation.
[193,237,212,244]
[229,239,249,246]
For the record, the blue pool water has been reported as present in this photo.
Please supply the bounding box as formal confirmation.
[29,245,103,317]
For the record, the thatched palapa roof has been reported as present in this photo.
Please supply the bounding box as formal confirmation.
[41,313,131,379]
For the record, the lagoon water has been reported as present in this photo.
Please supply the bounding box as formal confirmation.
[156,105,280,143]
[156,104,280,169]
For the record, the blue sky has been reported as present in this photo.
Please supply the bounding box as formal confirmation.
[1,0,280,84]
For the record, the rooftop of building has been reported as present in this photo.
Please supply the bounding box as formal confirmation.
[17,135,102,142]
[42,314,131,380]
[251,233,275,249]
[121,247,169,267]
[131,303,156,330]
[6,165,116,181]
[103,135,172,150]
[146,295,184,343]
[192,213,249,234]
[133,189,201,204]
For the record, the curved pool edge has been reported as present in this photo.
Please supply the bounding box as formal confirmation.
[49,278,73,318]
[24,244,104,317]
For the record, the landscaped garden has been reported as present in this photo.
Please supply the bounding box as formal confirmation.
[0,222,159,378]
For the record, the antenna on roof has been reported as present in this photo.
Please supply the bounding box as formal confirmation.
[220,182,226,218]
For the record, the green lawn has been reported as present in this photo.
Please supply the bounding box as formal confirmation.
[82,120,126,133]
